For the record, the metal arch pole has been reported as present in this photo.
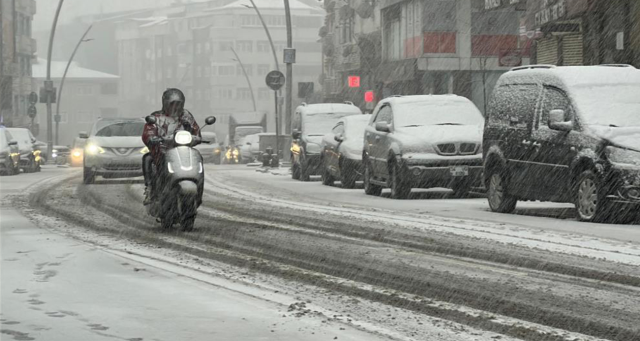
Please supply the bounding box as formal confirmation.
[230,47,257,111]
[284,0,293,135]
[248,0,279,71]
[274,90,280,163]
[56,24,93,145]
[46,0,64,161]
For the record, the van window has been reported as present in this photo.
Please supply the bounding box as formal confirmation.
[488,84,539,130]
[539,86,572,129]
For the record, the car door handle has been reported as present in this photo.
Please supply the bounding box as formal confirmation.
[522,140,532,146]
[532,142,541,148]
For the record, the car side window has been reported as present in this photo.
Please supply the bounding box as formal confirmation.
[539,86,573,129]
[375,105,393,124]
[488,84,539,130]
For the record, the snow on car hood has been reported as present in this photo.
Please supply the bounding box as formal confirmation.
[587,125,640,151]
[88,136,145,148]
[395,124,483,152]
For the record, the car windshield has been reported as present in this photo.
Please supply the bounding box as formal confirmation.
[394,101,484,127]
[303,112,359,136]
[7,129,33,148]
[95,122,145,137]
[573,84,640,127]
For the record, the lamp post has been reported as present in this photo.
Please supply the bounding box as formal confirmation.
[45,0,65,161]
[230,47,257,112]
[283,0,293,134]
[56,24,93,145]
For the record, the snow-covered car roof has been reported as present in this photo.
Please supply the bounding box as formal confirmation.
[380,94,470,107]
[499,65,640,88]
[296,103,362,115]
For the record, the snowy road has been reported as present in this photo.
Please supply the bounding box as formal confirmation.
[3,165,640,341]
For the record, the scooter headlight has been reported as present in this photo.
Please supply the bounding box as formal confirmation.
[174,131,192,146]
[140,146,149,154]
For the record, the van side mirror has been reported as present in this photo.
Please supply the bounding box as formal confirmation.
[548,109,573,132]
[205,116,216,125]
[145,115,157,125]
[334,134,344,142]
[292,129,301,139]
[79,131,89,139]
[375,122,391,133]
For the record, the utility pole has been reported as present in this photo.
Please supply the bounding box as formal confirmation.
[46,0,65,161]
[230,47,257,111]
[283,0,294,134]
[56,24,93,145]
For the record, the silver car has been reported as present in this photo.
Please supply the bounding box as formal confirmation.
[83,118,147,184]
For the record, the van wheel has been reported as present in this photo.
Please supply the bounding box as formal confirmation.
[575,170,614,223]
[83,167,96,184]
[487,168,516,213]
[390,160,411,199]
[363,162,382,196]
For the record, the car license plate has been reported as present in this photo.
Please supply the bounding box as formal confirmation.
[450,166,469,177]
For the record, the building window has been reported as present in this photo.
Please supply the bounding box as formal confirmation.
[257,41,270,53]
[237,88,251,100]
[219,65,234,76]
[257,64,270,76]
[205,42,211,52]
[258,88,270,100]
[237,65,253,76]
[237,41,253,53]
[100,83,118,95]
[220,89,233,99]
[220,42,233,51]
[241,15,259,26]
[100,108,118,118]
[340,16,354,44]
[77,86,94,95]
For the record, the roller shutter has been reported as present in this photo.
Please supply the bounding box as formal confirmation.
[537,37,558,65]
[561,34,584,66]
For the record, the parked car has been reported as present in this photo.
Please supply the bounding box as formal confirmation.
[34,140,70,165]
[0,127,21,175]
[362,95,484,199]
[69,135,88,167]
[291,103,363,181]
[7,128,40,173]
[483,64,640,223]
[239,133,261,163]
[320,115,371,188]
[194,132,222,164]
[83,118,146,184]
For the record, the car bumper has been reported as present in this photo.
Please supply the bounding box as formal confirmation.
[402,156,483,186]
[84,153,143,177]
[605,166,640,205]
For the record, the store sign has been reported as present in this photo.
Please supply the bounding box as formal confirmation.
[535,0,567,27]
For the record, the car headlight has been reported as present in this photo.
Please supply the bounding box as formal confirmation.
[52,149,58,153]
[72,149,82,157]
[174,131,192,145]
[140,146,149,154]
[305,142,321,154]
[86,144,105,155]
[606,147,640,167]
[214,148,221,154]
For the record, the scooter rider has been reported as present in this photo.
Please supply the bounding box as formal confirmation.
[142,88,201,204]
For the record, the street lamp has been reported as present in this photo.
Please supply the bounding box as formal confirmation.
[45,0,65,161]
[56,24,94,145]
[230,47,257,112]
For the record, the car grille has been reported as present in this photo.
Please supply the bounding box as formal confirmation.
[103,164,141,171]
[107,147,137,156]
[459,143,477,155]
[437,143,456,155]
[435,143,478,156]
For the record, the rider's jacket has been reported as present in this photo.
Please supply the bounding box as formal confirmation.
[142,109,201,161]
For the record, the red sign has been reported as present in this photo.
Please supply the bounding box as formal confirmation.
[348,76,360,88]
[364,91,375,103]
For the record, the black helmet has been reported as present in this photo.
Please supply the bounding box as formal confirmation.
[162,88,185,117]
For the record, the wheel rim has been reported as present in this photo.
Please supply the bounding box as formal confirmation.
[488,173,504,209]
[578,178,598,219]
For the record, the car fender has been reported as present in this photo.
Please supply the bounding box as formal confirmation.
[483,145,507,184]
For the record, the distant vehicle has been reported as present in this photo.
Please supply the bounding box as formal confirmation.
[83,118,147,184]
[224,112,266,163]
[34,140,69,165]
[483,64,640,223]
[69,134,88,167]
[7,128,40,173]
[291,103,363,181]
[194,132,222,164]
[320,115,371,188]
[0,127,21,176]
[239,133,261,163]
[363,95,484,199]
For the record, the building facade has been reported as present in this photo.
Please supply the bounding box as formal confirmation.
[321,0,529,114]
[115,0,325,142]
[32,59,120,146]
[0,0,36,129]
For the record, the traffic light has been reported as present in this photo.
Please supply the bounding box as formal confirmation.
[364,91,375,103]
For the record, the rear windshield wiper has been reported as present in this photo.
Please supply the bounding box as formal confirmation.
[436,123,463,126]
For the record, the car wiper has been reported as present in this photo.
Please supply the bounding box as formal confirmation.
[402,125,423,128]
[609,124,619,127]
[436,123,463,126]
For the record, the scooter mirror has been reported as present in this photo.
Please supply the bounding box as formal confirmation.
[205,116,216,126]
[145,116,157,125]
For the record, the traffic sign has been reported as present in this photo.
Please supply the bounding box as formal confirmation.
[265,70,285,91]
[28,92,38,104]
[28,105,37,119]
[283,48,296,64]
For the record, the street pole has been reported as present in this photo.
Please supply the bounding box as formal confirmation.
[56,24,93,145]
[46,0,65,161]
[230,47,257,111]
[283,0,293,134]
[274,91,280,163]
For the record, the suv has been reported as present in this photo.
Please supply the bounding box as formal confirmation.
[363,95,484,199]
[291,103,362,181]
[83,118,146,184]
[0,127,20,175]
[483,65,640,223]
